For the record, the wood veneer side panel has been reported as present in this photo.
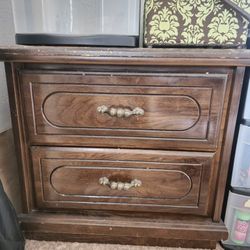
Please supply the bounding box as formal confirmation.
[213,67,245,221]
[204,69,233,218]
[4,62,34,213]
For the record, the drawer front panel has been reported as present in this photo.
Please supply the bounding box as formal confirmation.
[21,72,228,150]
[32,147,215,215]
[43,93,202,131]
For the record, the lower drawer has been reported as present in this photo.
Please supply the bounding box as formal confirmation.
[31,147,215,215]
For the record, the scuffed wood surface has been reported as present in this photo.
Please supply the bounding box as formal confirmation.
[0,45,250,66]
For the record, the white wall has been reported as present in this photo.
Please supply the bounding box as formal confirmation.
[0,0,15,133]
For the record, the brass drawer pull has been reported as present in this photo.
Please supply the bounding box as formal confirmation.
[99,177,142,191]
[97,105,144,118]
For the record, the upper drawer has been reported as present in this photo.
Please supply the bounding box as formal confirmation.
[21,71,228,150]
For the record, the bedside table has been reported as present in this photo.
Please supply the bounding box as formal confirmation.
[1,46,249,248]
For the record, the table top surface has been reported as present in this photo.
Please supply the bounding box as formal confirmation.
[1,45,250,66]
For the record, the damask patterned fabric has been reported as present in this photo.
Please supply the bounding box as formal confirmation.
[144,0,250,47]
[231,0,250,14]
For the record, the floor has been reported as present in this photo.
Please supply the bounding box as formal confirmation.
[25,241,224,250]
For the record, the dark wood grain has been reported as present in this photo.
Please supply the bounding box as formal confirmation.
[4,62,34,213]
[0,46,248,247]
[0,46,250,66]
[31,146,214,215]
[20,212,227,249]
[20,70,228,150]
[213,67,246,221]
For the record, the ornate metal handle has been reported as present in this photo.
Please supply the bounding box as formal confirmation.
[97,105,144,118]
[99,177,142,191]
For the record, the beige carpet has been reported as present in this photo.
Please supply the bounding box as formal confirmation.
[25,241,224,250]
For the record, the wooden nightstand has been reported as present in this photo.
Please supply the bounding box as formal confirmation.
[1,46,249,248]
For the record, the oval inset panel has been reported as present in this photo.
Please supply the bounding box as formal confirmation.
[50,166,193,200]
[43,92,200,131]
